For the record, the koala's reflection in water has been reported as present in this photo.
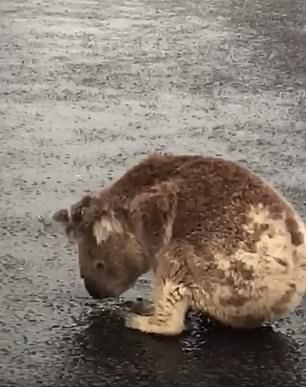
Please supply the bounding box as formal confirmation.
[61,309,305,387]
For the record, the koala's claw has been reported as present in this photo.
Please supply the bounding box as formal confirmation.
[124,312,144,330]
[124,312,161,334]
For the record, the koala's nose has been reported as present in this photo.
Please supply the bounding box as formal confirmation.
[84,279,102,299]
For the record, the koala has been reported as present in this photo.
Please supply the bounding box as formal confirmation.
[53,153,306,336]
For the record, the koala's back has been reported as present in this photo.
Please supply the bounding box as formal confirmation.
[110,153,304,247]
[110,153,306,327]
[109,154,305,250]
[169,155,303,249]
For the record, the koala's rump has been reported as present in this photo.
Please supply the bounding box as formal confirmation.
[163,157,306,326]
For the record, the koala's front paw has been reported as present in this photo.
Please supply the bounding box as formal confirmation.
[124,312,185,336]
[125,312,148,331]
[134,300,155,315]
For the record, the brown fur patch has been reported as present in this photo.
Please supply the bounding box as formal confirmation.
[230,260,255,281]
[219,294,249,308]
[129,181,178,259]
[285,216,304,246]
[271,283,297,315]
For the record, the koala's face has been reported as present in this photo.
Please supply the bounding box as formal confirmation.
[77,231,147,299]
[52,195,149,299]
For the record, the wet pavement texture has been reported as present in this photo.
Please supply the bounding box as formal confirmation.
[1,0,306,386]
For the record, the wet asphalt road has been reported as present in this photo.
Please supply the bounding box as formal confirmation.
[1,0,306,386]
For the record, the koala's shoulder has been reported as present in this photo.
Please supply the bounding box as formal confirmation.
[107,153,195,201]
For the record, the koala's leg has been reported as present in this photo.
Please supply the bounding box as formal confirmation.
[125,280,189,336]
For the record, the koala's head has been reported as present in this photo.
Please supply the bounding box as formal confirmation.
[52,194,149,299]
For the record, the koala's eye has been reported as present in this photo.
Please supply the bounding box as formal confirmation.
[96,262,105,271]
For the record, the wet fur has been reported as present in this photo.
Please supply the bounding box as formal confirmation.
[53,153,306,335]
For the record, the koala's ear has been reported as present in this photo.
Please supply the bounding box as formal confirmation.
[70,195,92,222]
[52,195,96,238]
[52,209,69,225]
[69,194,107,237]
